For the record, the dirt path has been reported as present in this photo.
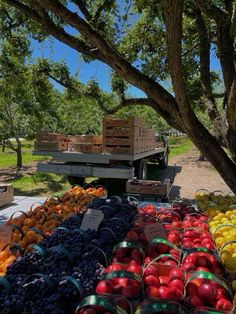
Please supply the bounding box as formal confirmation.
[168,146,232,200]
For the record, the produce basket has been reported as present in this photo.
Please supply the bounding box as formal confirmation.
[181,229,215,251]
[182,247,225,276]
[111,241,145,265]
[145,238,181,261]
[219,240,236,273]
[95,270,142,300]
[142,263,185,301]
[75,295,129,314]
[183,213,209,231]
[184,271,234,312]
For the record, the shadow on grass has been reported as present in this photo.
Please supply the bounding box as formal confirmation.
[12,173,68,196]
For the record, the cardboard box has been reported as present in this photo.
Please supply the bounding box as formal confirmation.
[126,178,170,196]
[0,184,14,208]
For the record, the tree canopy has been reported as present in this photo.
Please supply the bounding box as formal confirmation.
[1,0,236,192]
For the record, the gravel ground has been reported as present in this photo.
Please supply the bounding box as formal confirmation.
[168,146,232,200]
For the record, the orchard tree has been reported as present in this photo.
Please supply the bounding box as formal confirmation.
[0,35,57,168]
[1,0,236,192]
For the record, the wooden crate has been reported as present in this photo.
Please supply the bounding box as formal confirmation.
[69,135,102,145]
[68,143,102,153]
[103,126,144,137]
[103,116,144,128]
[126,179,170,196]
[34,140,68,151]
[0,184,14,208]
[36,132,67,142]
[103,145,143,154]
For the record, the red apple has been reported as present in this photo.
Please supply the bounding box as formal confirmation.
[126,264,142,275]
[167,287,183,300]
[186,295,204,307]
[106,264,123,272]
[215,298,233,311]
[145,286,160,298]
[96,280,114,294]
[182,262,196,272]
[169,268,184,281]
[144,264,159,277]
[144,275,160,287]
[197,255,210,268]
[198,283,217,304]
[168,279,184,292]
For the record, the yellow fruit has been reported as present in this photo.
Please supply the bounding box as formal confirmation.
[221,250,232,261]
[224,257,236,271]
[215,237,226,248]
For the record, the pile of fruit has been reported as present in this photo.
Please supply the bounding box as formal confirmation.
[1,190,236,313]
[76,202,235,313]
[0,185,105,276]
[0,197,136,313]
[196,190,236,301]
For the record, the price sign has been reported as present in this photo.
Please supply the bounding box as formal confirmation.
[0,225,13,250]
[144,222,167,242]
[80,209,104,231]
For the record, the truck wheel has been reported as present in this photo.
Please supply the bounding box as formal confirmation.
[134,159,148,180]
[67,176,85,186]
[159,154,168,169]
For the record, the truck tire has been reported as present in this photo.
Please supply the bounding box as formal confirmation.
[67,176,85,186]
[159,154,168,169]
[134,159,148,180]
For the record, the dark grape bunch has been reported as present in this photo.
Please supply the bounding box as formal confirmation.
[0,197,137,314]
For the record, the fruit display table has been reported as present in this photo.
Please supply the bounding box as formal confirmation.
[0,188,235,313]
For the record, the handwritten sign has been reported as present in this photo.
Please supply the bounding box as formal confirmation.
[0,225,13,250]
[80,209,104,231]
[144,222,167,242]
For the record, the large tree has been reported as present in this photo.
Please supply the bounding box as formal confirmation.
[0,35,57,168]
[1,0,236,192]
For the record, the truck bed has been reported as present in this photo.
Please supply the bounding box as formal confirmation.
[33,147,166,164]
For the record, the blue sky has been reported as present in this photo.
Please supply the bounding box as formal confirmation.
[31,35,221,98]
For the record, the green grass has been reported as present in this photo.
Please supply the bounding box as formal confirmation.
[8,172,70,197]
[168,136,193,159]
[0,152,47,169]
[2,137,193,197]
[0,140,47,169]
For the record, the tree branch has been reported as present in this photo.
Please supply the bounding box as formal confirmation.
[230,0,236,38]
[196,11,227,142]
[72,1,92,21]
[33,0,181,119]
[4,0,105,61]
[195,0,228,21]
[196,0,235,97]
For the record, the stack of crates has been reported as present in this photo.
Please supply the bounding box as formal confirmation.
[102,117,157,154]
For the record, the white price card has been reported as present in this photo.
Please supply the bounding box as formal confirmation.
[80,208,104,231]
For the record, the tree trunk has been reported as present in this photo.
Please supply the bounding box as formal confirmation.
[15,137,22,169]
[16,148,22,169]
[2,140,5,152]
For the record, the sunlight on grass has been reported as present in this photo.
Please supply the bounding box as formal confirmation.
[169,136,192,159]
[9,173,70,196]
[0,152,46,169]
